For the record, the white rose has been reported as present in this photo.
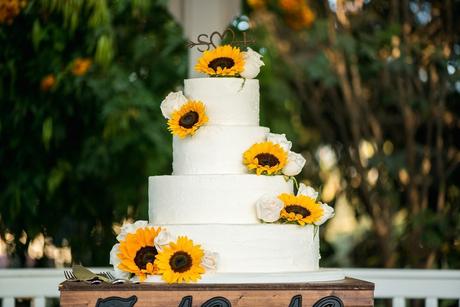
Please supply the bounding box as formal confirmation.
[160,91,188,119]
[241,61,261,79]
[282,151,306,176]
[314,202,335,226]
[154,229,172,251]
[201,250,219,271]
[241,47,265,79]
[109,243,131,279]
[244,47,264,65]
[116,220,149,241]
[255,195,284,223]
[266,133,292,152]
[297,183,318,200]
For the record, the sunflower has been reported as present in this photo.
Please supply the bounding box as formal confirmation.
[195,45,245,76]
[243,141,288,175]
[278,193,324,225]
[167,101,208,138]
[116,226,162,281]
[156,236,205,283]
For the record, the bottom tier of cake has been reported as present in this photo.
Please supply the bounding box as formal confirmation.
[152,224,320,273]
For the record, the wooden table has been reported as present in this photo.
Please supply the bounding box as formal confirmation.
[59,277,374,307]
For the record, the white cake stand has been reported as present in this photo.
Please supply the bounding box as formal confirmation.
[136,268,345,284]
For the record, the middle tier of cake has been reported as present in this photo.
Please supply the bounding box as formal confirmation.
[149,174,293,224]
[173,125,269,175]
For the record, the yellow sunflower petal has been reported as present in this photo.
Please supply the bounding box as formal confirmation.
[194,45,245,76]
[115,226,162,277]
[278,193,325,225]
[168,100,208,138]
[243,141,288,175]
[143,228,155,246]
[156,236,205,284]
[138,273,147,282]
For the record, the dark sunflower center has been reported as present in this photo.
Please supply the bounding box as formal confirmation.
[255,153,280,167]
[179,111,199,128]
[134,246,158,270]
[208,57,235,71]
[285,205,311,218]
[169,251,193,273]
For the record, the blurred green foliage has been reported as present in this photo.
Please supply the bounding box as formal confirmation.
[0,0,187,266]
[243,0,460,268]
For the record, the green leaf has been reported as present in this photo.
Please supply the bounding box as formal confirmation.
[314,225,319,239]
[42,117,53,150]
[32,20,43,50]
[88,0,110,28]
[47,161,71,194]
[95,35,114,67]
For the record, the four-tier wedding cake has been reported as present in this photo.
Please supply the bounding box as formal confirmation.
[109,45,342,284]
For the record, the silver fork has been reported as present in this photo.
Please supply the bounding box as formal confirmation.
[65,269,128,284]
[99,271,115,280]
[101,271,130,284]
[64,270,77,281]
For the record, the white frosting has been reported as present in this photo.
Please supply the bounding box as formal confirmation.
[184,78,259,126]
[152,224,320,273]
[149,175,293,224]
[173,126,269,175]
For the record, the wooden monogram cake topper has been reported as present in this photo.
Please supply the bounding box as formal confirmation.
[187,28,255,52]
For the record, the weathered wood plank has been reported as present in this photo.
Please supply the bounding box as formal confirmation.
[61,290,374,307]
[59,277,374,291]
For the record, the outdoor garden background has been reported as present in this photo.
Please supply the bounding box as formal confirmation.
[1,0,459,273]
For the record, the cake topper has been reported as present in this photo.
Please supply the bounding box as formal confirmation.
[187,28,255,52]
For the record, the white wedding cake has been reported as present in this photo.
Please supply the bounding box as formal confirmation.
[150,77,322,273]
[110,45,342,284]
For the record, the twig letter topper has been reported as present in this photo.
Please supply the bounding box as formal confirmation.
[187,29,255,52]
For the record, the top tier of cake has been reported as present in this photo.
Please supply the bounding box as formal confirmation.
[184,78,259,126]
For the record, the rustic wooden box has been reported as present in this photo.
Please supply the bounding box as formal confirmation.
[59,277,374,307]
